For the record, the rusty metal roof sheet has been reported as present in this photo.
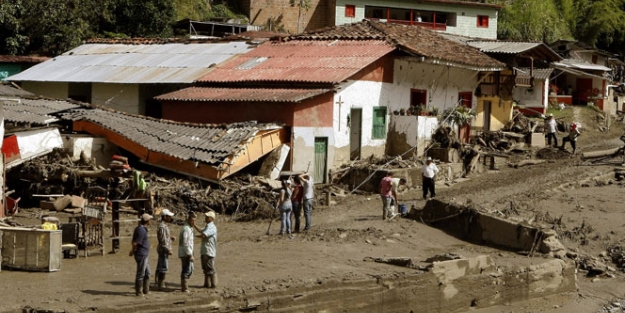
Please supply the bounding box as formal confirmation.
[0,55,49,63]
[4,98,80,124]
[61,108,281,164]
[8,42,254,83]
[156,87,332,102]
[196,40,395,83]
[284,20,504,70]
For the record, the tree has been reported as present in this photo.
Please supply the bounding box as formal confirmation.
[104,0,176,37]
[496,0,572,42]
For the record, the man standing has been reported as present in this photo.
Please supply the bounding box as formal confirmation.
[379,172,394,220]
[178,213,196,292]
[195,211,218,288]
[129,213,153,296]
[155,209,175,291]
[545,114,558,148]
[422,157,439,200]
[298,172,314,231]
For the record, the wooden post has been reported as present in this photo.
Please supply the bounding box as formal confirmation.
[112,201,120,253]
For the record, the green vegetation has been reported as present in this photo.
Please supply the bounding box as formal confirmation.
[489,0,625,53]
[0,0,245,56]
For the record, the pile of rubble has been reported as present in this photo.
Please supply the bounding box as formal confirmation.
[7,149,284,221]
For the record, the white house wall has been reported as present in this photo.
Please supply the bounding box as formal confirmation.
[334,0,498,39]
[512,79,547,110]
[391,59,479,112]
[291,126,335,174]
[91,83,141,115]
[21,82,68,99]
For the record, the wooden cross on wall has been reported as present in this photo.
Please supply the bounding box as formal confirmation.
[336,96,345,131]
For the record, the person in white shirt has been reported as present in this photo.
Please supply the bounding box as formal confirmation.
[544,114,559,148]
[390,177,407,207]
[421,157,439,200]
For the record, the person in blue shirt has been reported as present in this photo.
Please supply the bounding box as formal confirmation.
[195,211,218,288]
[129,213,153,296]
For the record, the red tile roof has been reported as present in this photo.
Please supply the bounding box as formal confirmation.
[196,40,395,84]
[156,87,332,102]
[289,20,505,70]
[420,0,502,9]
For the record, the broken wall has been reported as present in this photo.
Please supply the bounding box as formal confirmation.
[387,115,438,158]
[62,134,116,167]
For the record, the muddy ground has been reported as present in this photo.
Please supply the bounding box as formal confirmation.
[3,106,625,312]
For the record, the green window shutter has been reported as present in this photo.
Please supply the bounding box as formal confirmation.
[372,107,387,139]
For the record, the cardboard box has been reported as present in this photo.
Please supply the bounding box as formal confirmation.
[40,200,56,211]
[530,133,545,147]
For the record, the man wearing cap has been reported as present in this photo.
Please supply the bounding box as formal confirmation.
[545,114,559,148]
[178,214,196,292]
[155,209,176,291]
[298,172,314,231]
[129,213,153,296]
[422,157,439,200]
[194,211,218,288]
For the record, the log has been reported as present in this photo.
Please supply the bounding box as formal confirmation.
[502,132,525,139]
[510,160,546,168]
[73,169,112,178]
[582,147,622,159]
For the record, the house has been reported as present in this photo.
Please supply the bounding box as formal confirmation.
[0,55,49,82]
[464,41,562,116]
[241,0,334,33]
[156,20,504,183]
[7,39,255,117]
[549,40,612,111]
[335,0,502,39]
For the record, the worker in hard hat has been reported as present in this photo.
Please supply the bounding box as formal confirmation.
[560,122,581,155]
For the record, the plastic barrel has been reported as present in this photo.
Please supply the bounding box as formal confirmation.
[398,204,407,215]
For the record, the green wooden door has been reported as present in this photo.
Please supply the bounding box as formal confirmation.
[314,137,328,183]
[372,107,387,139]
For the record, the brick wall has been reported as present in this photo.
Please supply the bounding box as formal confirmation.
[248,0,334,33]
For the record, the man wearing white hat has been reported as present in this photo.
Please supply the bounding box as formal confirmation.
[195,211,218,288]
[155,209,176,290]
[129,213,153,296]
[545,113,559,148]
[422,157,439,200]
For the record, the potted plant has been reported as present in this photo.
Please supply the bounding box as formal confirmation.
[415,103,426,116]
[430,107,439,117]
[443,106,477,127]
[393,110,400,116]
[399,108,405,116]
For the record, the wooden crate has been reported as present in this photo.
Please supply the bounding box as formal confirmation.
[1,227,62,272]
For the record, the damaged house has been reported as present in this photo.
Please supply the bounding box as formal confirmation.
[156,20,504,183]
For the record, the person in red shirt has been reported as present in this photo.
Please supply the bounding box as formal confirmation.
[291,177,304,233]
[379,172,394,220]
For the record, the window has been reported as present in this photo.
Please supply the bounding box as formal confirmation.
[410,89,427,107]
[345,5,356,18]
[592,55,598,64]
[477,15,489,28]
[458,92,473,108]
[372,107,387,139]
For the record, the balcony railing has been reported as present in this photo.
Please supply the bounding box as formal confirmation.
[368,18,447,31]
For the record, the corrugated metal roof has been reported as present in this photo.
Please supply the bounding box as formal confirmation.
[4,98,80,124]
[0,84,34,97]
[558,59,611,71]
[515,68,554,80]
[197,40,395,84]
[467,41,543,54]
[284,21,505,70]
[156,87,332,102]
[61,108,281,164]
[8,42,254,83]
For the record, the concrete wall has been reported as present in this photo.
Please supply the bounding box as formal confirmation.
[246,0,334,33]
[91,83,141,115]
[513,79,547,112]
[473,96,513,131]
[21,82,68,99]
[335,0,499,39]
[62,134,117,167]
[387,115,438,157]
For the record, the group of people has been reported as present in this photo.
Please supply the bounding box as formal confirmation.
[129,209,218,296]
[276,172,315,237]
[544,113,581,154]
[379,157,439,220]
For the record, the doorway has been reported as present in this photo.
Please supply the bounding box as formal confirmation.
[314,137,328,184]
[483,100,492,131]
[350,108,362,160]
